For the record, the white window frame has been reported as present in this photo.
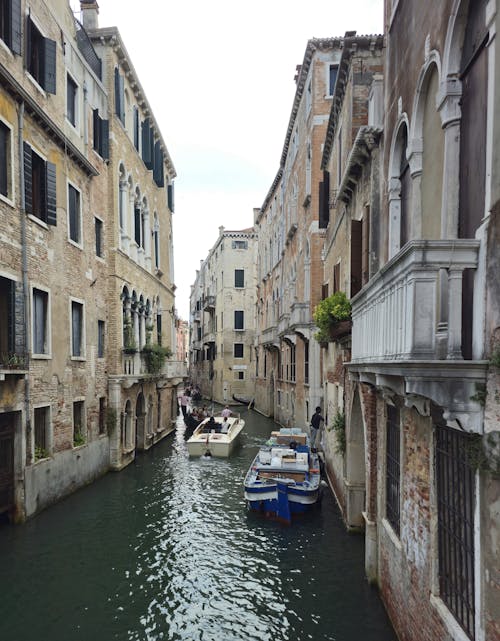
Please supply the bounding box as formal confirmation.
[69,296,86,360]
[234,310,244,331]
[65,70,80,132]
[31,283,51,358]
[0,115,14,206]
[67,179,83,248]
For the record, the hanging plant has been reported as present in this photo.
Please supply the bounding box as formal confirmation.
[313,292,352,343]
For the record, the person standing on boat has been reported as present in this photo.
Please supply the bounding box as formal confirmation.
[179,392,189,418]
[310,406,324,448]
[221,417,230,433]
[221,405,232,419]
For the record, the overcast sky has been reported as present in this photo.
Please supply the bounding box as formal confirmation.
[73,0,383,319]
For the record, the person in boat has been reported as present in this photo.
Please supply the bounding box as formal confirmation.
[204,416,217,432]
[220,416,230,434]
[310,406,325,448]
[221,405,232,419]
[179,392,189,418]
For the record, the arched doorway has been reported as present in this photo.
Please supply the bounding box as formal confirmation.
[135,393,145,449]
[123,400,132,450]
[345,390,366,528]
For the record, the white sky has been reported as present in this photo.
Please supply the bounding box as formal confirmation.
[73,0,383,319]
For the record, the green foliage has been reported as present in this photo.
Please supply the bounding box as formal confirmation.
[470,383,487,406]
[142,343,172,376]
[73,431,86,447]
[328,410,346,455]
[489,346,500,368]
[34,446,49,461]
[464,433,500,478]
[106,407,117,436]
[313,292,351,343]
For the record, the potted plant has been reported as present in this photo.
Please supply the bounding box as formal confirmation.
[313,291,352,343]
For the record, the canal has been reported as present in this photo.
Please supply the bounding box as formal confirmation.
[0,409,397,641]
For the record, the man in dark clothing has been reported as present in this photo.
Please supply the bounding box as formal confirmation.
[310,406,325,448]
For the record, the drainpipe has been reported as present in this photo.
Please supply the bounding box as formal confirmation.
[18,100,32,467]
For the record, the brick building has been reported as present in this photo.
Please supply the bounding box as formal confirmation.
[254,38,343,427]
[0,0,184,522]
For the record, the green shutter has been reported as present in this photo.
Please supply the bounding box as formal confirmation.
[45,162,57,226]
[10,0,22,55]
[167,184,174,212]
[23,142,32,215]
[153,140,164,187]
[141,118,152,168]
[43,37,57,94]
[101,119,109,160]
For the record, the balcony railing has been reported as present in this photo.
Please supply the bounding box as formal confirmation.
[163,360,188,379]
[290,302,310,328]
[261,325,278,346]
[203,295,215,311]
[0,351,28,374]
[122,352,187,379]
[278,313,290,337]
[350,240,480,363]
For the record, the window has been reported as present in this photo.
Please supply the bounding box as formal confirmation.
[156,313,162,345]
[71,300,84,357]
[93,109,109,159]
[26,16,56,93]
[167,183,175,212]
[234,269,244,288]
[0,0,21,54]
[234,371,244,380]
[24,143,57,225]
[304,339,309,384]
[234,310,244,331]
[290,344,296,381]
[386,404,401,535]
[95,217,103,257]
[234,343,244,358]
[436,423,476,640]
[153,214,160,269]
[98,397,106,435]
[134,206,141,246]
[329,64,338,96]
[97,320,105,358]
[0,120,12,200]
[114,67,124,124]
[141,117,153,169]
[66,73,77,127]
[133,106,140,151]
[32,288,49,355]
[153,140,164,188]
[68,184,81,244]
[73,400,85,445]
[232,240,248,250]
[34,406,49,458]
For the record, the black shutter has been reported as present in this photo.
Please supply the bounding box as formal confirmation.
[0,124,7,196]
[118,74,125,123]
[10,0,22,55]
[141,118,152,168]
[350,219,362,296]
[23,142,32,215]
[93,108,100,152]
[25,14,31,72]
[7,279,15,353]
[43,37,57,94]
[167,183,174,212]
[114,68,123,120]
[45,162,57,226]
[133,107,139,150]
[318,180,325,227]
[153,140,164,187]
[101,118,109,160]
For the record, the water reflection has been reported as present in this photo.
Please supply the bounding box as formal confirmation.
[0,410,396,641]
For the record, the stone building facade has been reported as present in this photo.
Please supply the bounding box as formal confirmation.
[0,0,183,522]
[189,226,257,405]
[254,38,343,428]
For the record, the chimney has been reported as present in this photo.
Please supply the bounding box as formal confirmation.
[80,1,99,30]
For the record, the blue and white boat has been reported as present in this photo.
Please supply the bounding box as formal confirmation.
[244,429,321,523]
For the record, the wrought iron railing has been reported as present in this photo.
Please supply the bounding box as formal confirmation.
[74,17,102,79]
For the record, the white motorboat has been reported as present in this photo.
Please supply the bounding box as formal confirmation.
[186,415,245,457]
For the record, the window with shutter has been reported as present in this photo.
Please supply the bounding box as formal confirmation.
[97,320,105,357]
[71,301,84,357]
[24,143,56,225]
[167,183,175,212]
[32,288,48,355]
[234,269,244,288]
[234,343,244,358]
[153,140,164,187]
[114,68,125,123]
[0,121,10,198]
[68,184,81,244]
[350,219,362,297]
[27,16,56,93]
[1,0,21,54]
[95,217,103,257]
[66,74,78,126]
[141,118,153,168]
[133,107,140,151]
[234,311,244,330]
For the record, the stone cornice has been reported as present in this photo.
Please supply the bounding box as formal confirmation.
[89,27,176,179]
[321,34,384,170]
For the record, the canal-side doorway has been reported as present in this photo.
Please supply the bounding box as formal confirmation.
[0,412,15,518]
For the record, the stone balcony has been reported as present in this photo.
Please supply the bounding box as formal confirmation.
[203,295,216,311]
[348,239,487,432]
[261,324,278,347]
[290,302,311,332]
[278,313,290,337]
[121,352,187,383]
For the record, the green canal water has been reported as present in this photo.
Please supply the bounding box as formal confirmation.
[0,410,397,641]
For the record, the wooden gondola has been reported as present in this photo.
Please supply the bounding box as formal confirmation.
[232,394,255,409]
